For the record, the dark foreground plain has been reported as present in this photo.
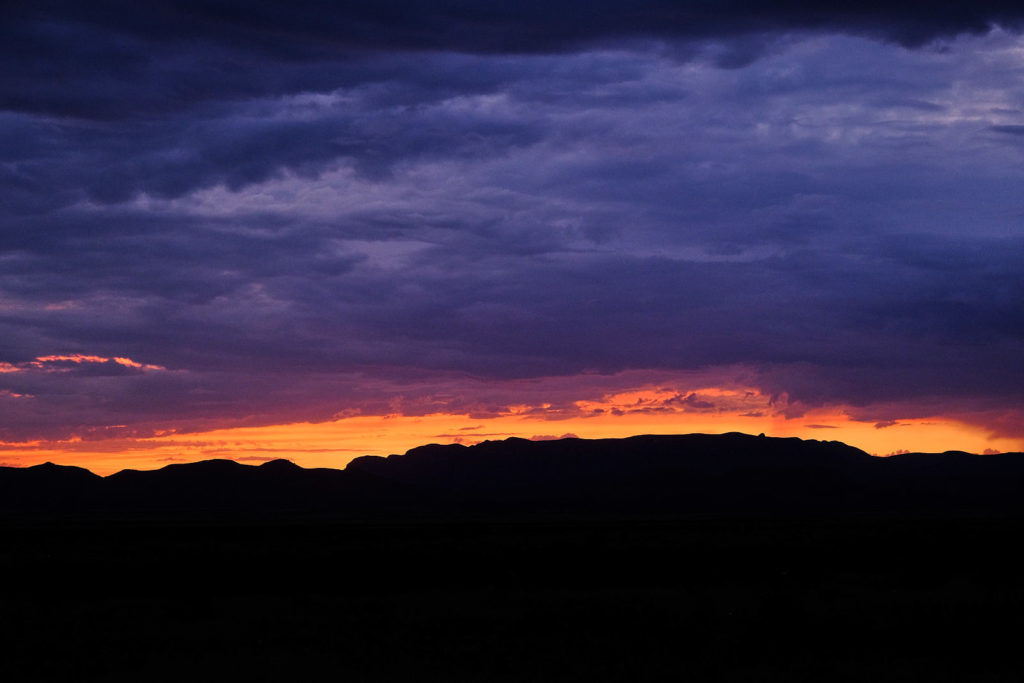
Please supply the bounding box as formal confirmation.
[4,434,1024,681]
[5,515,1024,682]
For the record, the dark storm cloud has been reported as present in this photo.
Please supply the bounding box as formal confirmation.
[2,2,1024,442]
[0,83,547,212]
[3,202,1020,440]
[4,2,1023,211]
[5,1,1024,120]
[991,124,1024,135]
[8,1,1024,58]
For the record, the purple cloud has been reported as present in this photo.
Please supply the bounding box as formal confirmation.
[1,4,1022,444]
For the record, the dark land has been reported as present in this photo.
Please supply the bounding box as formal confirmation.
[3,433,1024,681]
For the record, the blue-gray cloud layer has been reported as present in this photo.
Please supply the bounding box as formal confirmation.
[2,2,1023,440]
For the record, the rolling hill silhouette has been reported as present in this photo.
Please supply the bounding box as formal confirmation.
[3,432,1023,517]
[7,433,1024,682]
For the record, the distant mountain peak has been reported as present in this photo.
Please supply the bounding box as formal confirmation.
[3,433,1024,518]
[259,459,304,471]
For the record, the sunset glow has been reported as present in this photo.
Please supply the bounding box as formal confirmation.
[3,4,1023,475]
[8,7,1024,683]
[3,384,1020,475]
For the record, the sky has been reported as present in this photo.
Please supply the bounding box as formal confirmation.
[2,1,1024,473]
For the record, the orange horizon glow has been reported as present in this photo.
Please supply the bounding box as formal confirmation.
[2,385,1022,475]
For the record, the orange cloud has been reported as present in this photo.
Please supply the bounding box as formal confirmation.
[31,354,165,371]
[0,389,31,399]
[1,354,166,374]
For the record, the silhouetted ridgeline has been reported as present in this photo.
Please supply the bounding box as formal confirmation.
[2,433,1024,517]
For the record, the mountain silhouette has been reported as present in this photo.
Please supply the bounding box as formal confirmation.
[7,434,1024,682]
[2,432,1024,517]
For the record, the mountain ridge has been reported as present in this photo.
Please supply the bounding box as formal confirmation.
[2,432,1023,517]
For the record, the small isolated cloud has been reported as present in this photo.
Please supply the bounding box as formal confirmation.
[0,355,165,381]
[805,424,838,429]
[874,420,901,429]
[0,390,31,399]
[991,125,1024,136]
[669,393,717,412]
[983,448,1002,455]
[530,433,580,441]
[434,432,512,439]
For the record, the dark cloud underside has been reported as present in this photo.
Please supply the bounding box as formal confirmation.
[2,2,1023,441]
[4,1,1024,118]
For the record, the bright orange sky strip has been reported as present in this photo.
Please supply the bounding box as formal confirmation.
[2,386,1021,475]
